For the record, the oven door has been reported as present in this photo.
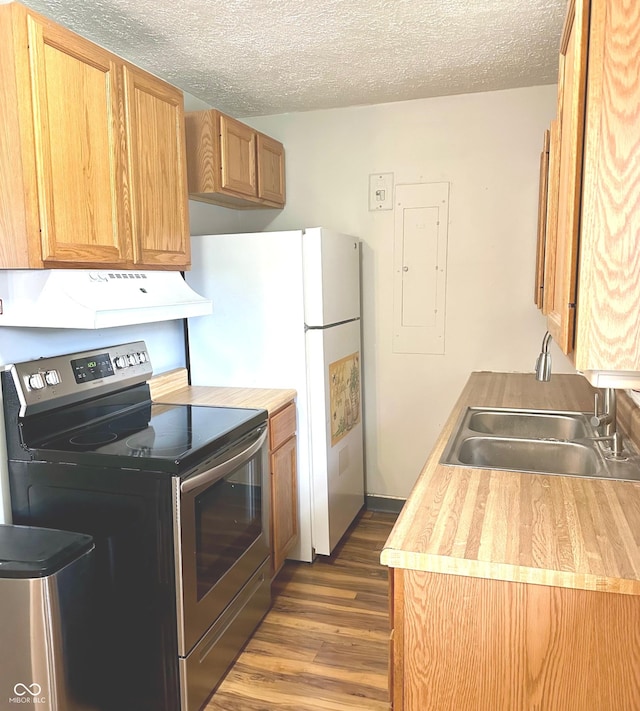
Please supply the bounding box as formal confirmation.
[175,424,270,657]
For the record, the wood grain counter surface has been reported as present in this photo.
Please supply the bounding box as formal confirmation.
[381,372,640,595]
[150,368,296,415]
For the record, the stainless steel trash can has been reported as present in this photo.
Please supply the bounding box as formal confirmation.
[0,524,97,710]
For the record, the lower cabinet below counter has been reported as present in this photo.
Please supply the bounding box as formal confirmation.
[389,567,640,711]
[268,401,298,577]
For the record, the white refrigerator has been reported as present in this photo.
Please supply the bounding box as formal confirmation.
[186,228,364,562]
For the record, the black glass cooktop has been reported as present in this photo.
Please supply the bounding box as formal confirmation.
[23,386,266,473]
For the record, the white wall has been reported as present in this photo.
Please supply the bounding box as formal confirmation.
[0,321,185,371]
[187,85,577,499]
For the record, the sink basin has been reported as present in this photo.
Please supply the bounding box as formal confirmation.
[440,406,604,477]
[455,436,600,476]
[467,409,589,440]
[440,406,640,481]
[466,408,589,440]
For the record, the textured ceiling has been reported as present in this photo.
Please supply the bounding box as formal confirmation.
[19,0,566,117]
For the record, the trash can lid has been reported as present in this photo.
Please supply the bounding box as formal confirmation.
[0,524,93,578]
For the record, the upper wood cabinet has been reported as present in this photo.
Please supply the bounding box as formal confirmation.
[123,65,190,268]
[542,119,561,319]
[257,132,286,205]
[544,0,590,353]
[219,113,258,197]
[28,14,129,266]
[534,128,550,309]
[541,0,640,373]
[0,2,190,270]
[185,109,286,209]
[573,0,640,372]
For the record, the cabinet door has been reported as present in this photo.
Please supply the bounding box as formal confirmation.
[398,569,640,711]
[574,0,640,372]
[27,13,129,265]
[542,120,560,316]
[184,109,219,195]
[219,114,257,197]
[123,65,190,268]
[534,129,550,309]
[545,0,590,353]
[271,435,297,575]
[257,133,285,205]
[389,568,404,711]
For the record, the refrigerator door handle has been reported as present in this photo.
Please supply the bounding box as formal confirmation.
[305,317,360,331]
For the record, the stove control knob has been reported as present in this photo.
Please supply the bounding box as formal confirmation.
[28,373,45,390]
[114,356,128,369]
[44,370,60,386]
[137,351,148,363]
[128,353,138,366]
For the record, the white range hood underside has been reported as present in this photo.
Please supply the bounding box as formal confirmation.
[0,270,212,329]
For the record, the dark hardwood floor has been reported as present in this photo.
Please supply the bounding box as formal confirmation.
[204,510,398,711]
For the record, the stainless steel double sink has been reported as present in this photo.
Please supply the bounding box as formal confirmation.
[441,407,640,481]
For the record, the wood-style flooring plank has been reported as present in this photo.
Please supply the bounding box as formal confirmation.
[204,510,398,711]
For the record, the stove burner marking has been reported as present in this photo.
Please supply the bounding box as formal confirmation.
[69,432,118,446]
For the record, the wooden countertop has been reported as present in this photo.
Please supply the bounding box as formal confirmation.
[381,372,640,595]
[150,368,296,415]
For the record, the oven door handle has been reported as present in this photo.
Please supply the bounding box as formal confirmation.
[180,427,268,494]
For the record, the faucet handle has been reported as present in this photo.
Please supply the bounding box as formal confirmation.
[591,388,617,430]
[591,392,607,427]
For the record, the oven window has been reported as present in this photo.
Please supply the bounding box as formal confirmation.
[195,456,262,601]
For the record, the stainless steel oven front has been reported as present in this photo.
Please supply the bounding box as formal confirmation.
[173,423,271,710]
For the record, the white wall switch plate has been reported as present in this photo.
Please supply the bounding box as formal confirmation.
[369,173,394,211]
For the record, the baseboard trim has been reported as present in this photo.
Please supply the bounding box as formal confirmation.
[365,494,406,514]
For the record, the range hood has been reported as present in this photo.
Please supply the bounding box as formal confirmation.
[0,270,212,329]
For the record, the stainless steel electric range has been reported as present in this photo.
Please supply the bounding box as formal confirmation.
[2,341,271,711]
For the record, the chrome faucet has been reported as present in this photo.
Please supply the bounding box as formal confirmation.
[535,331,552,382]
[589,388,624,458]
[591,388,617,435]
